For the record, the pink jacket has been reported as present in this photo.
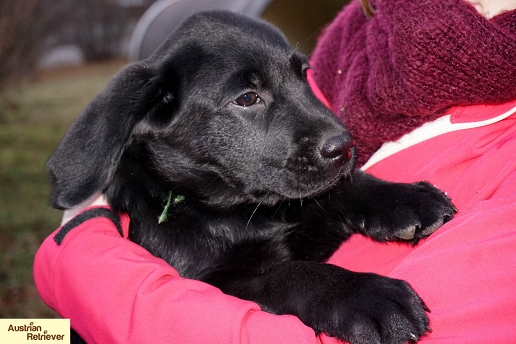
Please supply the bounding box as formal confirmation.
[34,80,516,343]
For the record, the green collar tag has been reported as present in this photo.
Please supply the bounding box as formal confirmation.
[158,191,185,224]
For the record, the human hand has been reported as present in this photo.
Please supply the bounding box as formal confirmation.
[60,193,109,226]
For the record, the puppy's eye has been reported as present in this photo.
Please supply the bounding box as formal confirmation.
[234,92,260,107]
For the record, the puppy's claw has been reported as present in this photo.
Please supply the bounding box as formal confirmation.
[421,218,444,236]
[395,225,417,240]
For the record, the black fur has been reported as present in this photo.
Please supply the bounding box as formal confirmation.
[48,11,456,344]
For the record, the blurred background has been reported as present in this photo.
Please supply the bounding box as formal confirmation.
[0,0,348,318]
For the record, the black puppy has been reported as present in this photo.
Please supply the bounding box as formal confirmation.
[48,11,455,344]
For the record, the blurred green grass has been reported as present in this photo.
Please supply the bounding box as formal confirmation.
[0,60,126,318]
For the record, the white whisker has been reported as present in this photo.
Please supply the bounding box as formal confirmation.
[183,175,221,211]
[272,200,285,219]
[246,192,270,230]
[313,197,329,216]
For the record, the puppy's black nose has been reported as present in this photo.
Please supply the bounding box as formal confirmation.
[320,134,355,165]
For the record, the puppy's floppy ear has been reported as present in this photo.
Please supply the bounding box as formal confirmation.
[47,61,172,209]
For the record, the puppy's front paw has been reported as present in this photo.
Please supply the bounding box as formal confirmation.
[357,181,456,244]
[237,262,430,344]
[294,265,431,344]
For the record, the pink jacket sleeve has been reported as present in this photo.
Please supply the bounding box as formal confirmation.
[326,103,516,343]
[328,179,516,343]
[33,209,335,344]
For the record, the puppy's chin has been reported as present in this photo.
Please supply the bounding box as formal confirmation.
[270,149,356,198]
[200,164,353,209]
[196,182,321,209]
[191,146,356,209]
[279,163,353,201]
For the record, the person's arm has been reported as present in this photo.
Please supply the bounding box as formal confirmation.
[328,130,516,344]
[34,204,336,344]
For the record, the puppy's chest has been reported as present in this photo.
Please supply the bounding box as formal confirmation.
[131,207,298,279]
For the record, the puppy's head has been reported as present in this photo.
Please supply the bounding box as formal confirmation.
[48,11,356,210]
